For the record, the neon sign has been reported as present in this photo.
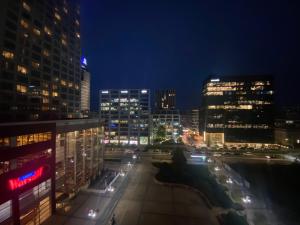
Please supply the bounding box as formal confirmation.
[8,167,44,190]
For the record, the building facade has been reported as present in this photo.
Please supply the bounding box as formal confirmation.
[100,89,150,145]
[275,107,300,149]
[0,119,103,225]
[155,89,176,110]
[0,122,56,225]
[201,75,274,148]
[80,58,90,115]
[151,110,181,143]
[0,0,82,122]
[181,109,199,132]
[55,119,103,204]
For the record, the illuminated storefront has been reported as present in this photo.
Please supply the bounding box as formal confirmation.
[0,122,56,225]
[201,75,274,148]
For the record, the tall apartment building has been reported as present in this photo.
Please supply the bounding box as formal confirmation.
[80,57,90,115]
[100,89,150,145]
[155,89,176,110]
[201,75,274,148]
[0,118,103,225]
[0,0,82,122]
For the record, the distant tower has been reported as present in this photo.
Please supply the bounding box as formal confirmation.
[155,89,176,110]
[80,57,90,115]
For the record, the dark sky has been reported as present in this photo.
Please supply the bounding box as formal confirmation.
[80,0,300,111]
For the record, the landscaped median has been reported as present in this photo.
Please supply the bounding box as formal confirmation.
[152,148,249,225]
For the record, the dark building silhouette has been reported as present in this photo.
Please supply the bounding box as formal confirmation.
[0,0,81,122]
[200,75,274,148]
[155,89,176,110]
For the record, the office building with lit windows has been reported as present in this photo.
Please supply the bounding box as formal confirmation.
[0,0,82,122]
[100,89,150,145]
[155,89,176,110]
[201,75,274,148]
[80,57,90,116]
[0,118,103,225]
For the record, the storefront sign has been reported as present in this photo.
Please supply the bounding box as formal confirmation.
[8,167,44,190]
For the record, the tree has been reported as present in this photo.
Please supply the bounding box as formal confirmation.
[154,125,167,143]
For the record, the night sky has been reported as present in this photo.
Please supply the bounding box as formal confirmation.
[80,0,300,111]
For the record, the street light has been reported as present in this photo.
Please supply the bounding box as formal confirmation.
[242,196,251,204]
[226,178,233,184]
[120,170,125,177]
[107,186,115,192]
[88,209,96,218]
[214,166,220,171]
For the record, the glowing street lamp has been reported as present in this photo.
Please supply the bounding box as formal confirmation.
[88,209,96,218]
[242,196,252,204]
[226,178,233,184]
[214,166,220,171]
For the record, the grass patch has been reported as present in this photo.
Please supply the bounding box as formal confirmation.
[220,212,249,225]
[153,162,242,209]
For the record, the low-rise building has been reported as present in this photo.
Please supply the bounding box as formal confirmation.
[0,119,103,225]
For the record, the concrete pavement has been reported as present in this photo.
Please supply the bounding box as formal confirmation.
[111,157,219,225]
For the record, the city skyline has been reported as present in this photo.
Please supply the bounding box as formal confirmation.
[81,0,300,110]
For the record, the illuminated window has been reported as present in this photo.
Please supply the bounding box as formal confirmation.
[52,92,58,97]
[20,19,29,29]
[17,65,28,75]
[44,26,52,36]
[16,84,27,93]
[75,20,80,26]
[33,28,41,36]
[68,82,73,88]
[22,2,31,11]
[42,90,49,96]
[76,33,80,38]
[2,51,14,59]
[60,80,66,86]
[75,84,79,90]
[32,61,40,69]
[42,50,49,57]
[54,12,61,21]
[61,39,67,46]
[42,97,49,104]
[63,7,68,14]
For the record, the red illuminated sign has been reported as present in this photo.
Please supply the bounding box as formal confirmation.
[8,167,44,190]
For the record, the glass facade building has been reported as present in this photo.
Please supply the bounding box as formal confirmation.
[0,122,56,225]
[0,0,81,122]
[99,89,150,145]
[201,75,274,148]
[0,119,103,225]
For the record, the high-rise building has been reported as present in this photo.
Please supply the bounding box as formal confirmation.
[100,89,150,145]
[80,57,90,115]
[201,75,274,148]
[0,0,82,122]
[155,89,176,110]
